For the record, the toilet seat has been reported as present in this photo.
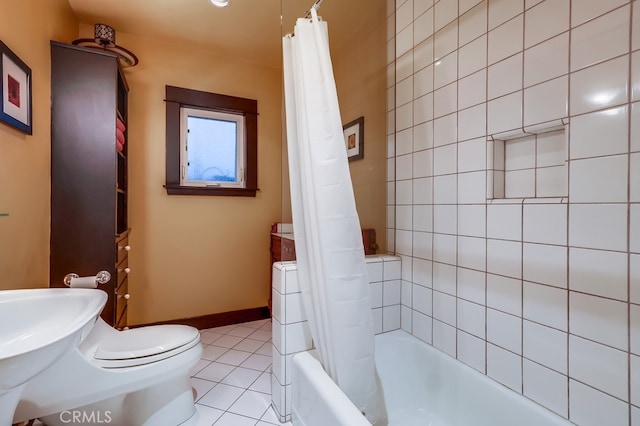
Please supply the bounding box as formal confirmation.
[93,325,200,368]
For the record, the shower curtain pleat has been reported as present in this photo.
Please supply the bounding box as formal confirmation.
[282,9,387,425]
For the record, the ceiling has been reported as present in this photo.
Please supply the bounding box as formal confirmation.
[67,0,374,69]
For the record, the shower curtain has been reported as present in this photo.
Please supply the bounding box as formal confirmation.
[282,8,386,425]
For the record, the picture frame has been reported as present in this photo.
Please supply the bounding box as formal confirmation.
[0,40,32,135]
[343,116,364,162]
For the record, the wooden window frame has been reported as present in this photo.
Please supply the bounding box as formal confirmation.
[165,85,258,197]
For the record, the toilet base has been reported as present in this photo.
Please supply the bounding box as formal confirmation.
[39,374,196,426]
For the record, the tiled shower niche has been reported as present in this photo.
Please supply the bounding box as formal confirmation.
[490,127,567,199]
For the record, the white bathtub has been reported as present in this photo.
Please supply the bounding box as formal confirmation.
[291,330,572,426]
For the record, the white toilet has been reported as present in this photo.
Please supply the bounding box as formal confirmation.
[13,294,203,426]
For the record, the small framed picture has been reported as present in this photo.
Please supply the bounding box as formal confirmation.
[1,40,32,135]
[343,116,364,162]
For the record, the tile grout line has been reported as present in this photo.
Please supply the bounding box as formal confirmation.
[627,1,634,425]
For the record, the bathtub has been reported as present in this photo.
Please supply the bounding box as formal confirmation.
[291,330,571,426]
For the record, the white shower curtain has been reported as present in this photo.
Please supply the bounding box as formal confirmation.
[282,8,386,425]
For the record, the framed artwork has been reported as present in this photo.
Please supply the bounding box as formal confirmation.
[343,116,364,162]
[1,40,32,135]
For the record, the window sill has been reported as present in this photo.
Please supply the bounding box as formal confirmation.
[164,185,257,197]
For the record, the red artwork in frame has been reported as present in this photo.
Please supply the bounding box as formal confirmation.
[0,39,32,134]
[7,74,20,108]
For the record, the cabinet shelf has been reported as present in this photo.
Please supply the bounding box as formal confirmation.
[50,41,130,328]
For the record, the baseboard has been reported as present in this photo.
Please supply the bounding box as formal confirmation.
[130,306,271,330]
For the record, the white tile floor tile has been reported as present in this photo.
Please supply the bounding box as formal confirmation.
[228,390,271,419]
[202,345,229,361]
[199,383,246,411]
[214,335,246,348]
[241,354,272,371]
[216,349,253,366]
[196,362,237,382]
[221,367,262,388]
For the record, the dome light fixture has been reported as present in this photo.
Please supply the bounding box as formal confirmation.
[210,0,229,7]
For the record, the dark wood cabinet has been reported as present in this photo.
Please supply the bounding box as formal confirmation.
[49,42,130,328]
[269,228,378,264]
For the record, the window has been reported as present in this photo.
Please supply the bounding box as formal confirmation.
[165,85,258,197]
[180,108,245,187]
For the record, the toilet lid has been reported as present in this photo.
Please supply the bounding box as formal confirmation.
[94,325,200,360]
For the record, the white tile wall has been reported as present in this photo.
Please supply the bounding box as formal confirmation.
[389,0,637,421]
[570,106,628,159]
[457,236,485,270]
[569,204,627,252]
[457,298,486,338]
[523,281,567,331]
[271,256,402,422]
[457,204,486,236]
[523,203,567,245]
[487,273,521,316]
[523,33,568,87]
[488,16,523,65]
[487,343,522,392]
[523,320,567,374]
[488,0,522,30]
[487,203,522,240]
[523,243,567,288]
[488,53,522,99]
[569,292,627,351]
[630,255,640,305]
[571,0,629,28]
[570,6,630,72]
[487,308,522,354]
[569,155,628,203]
[523,360,568,417]
[433,319,457,356]
[569,247,627,301]
[459,35,487,77]
[434,0,457,32]
[458,137,486,172]
[569,335,628,401]
[459,70,487,110]
[569,56,629,116]
[457,330,486,373]
[459,1,487,46]
[434,60,457,95]
[487,91,522,134]
[523,76,568,125]
[487,239,522,278]
[524,0,569,49]
[570,379,629,426]
[457,267,486,304]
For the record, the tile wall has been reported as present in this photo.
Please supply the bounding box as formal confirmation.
[270,255,402,422]
[387,0,640,424]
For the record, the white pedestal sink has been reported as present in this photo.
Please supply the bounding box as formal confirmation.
[0,288,107,425]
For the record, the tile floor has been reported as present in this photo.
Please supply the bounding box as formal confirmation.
[29,319,285,426]
[190,318,289,426]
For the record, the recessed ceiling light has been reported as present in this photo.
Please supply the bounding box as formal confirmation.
[210,0,229,7]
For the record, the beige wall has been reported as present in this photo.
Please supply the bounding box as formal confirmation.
[0,0,78,289]
[0,1,380,325]
[279,1,389,252]
[77,25,283,324]
[332,0,388,253]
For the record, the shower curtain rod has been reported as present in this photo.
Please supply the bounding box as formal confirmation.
[303,0,324,18]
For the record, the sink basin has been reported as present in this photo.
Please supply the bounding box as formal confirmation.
[0,288,107,424]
